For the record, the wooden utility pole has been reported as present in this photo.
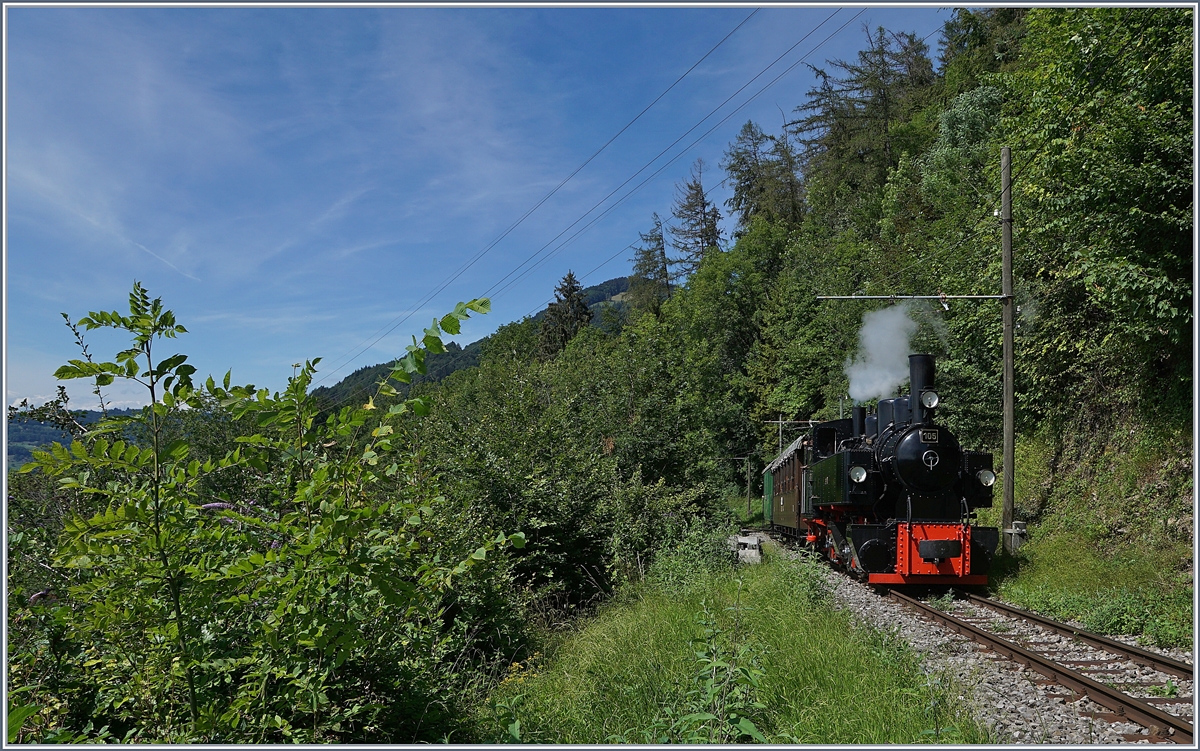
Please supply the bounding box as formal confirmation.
[746,457,752,517]
[1001,146,1016,553]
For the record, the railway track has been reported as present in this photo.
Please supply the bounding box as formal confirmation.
[889,590,1194,744]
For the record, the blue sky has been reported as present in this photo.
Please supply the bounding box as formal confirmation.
[5,5,949,410]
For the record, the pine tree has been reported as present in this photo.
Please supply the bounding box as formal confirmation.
[668,159,724,277]
[628,214,671,315]
[721,121,805,232]
[538,271,593,358]
[789,26,938,203]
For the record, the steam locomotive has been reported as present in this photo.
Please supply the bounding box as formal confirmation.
[764,354,999,585]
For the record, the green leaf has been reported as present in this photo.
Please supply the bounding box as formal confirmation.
[388,365,412,384]
[439,312,462,335]
[165,439,189,461]
[155,353,188,375]
[422,333,446,354]
[8,703,39,743]
[508,532,526,549]
[470,547,487,561]
[735,717,767,743]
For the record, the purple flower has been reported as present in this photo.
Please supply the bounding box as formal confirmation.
[28,589,56,606]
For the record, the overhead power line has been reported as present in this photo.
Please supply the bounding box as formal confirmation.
[312,8,760,388]
[319,5,892,415]
[504,8,866,313]
[485,8,855,305]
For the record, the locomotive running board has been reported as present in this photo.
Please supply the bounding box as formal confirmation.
[868,574,989,585]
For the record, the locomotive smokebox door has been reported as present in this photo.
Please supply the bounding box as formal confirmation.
[894,428,961,493]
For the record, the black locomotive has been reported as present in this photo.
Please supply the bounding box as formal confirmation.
[764,354,1000,584]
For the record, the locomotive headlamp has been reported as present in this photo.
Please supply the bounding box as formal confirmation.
[849,466,868,483]
[976,469,996,487]
[920,390,940,409]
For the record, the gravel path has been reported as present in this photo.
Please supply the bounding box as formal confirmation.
[765,536,1194,744]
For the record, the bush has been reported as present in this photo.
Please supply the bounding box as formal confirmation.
[645,515,736,595]
[7,284,523,743]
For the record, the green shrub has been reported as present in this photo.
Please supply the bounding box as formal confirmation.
[644,515,736,595]
[7,284,522,743]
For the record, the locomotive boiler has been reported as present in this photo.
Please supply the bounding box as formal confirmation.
[764,354,1000,585]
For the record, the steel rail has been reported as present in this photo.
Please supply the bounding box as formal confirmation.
[888,590,1193,744]
[959,592,1194,680]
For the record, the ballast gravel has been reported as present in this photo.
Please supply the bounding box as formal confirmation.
[766,538,1194,745]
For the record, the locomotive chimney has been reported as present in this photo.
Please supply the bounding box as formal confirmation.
[852,405,866,438]
[909,354,936,425]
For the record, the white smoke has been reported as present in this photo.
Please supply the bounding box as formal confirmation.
[844,303,918,402]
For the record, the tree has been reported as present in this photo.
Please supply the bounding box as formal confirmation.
[721,122,805,232]
[538,271,594,358]
[788,25,938,231]
[669,160,724,277]
[11,284,518,743]
[628,214,672,315]
[1003,7,1193,419]
[939,8,1028,96]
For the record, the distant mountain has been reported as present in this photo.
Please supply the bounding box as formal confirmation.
[308,339,484,411]
[312,276,629,410]
[7,407,139,469]
[7,278,632,465]
[531,276,630,322]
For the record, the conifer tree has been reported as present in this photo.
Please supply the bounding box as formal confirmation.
[628,213,671,315]
[668,159,723,277]
[721,121,805,232]
[538,270,593,358]
[789,26,937,203]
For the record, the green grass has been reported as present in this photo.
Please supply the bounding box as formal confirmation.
[992,534,1192,647]
[978,419,1193,648]
[728,491,765,528]
[478,551,991,744]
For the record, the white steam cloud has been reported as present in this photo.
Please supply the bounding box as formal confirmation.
[844,304,918,402]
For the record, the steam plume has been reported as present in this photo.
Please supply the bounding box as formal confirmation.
[844,304,918,402]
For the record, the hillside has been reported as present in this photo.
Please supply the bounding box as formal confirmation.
[7,408,139,468]
[7,8,1191,744]
[310,276,628,409]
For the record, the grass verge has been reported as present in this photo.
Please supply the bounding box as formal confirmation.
[478,550,991,744]
[979,418,1193,648]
